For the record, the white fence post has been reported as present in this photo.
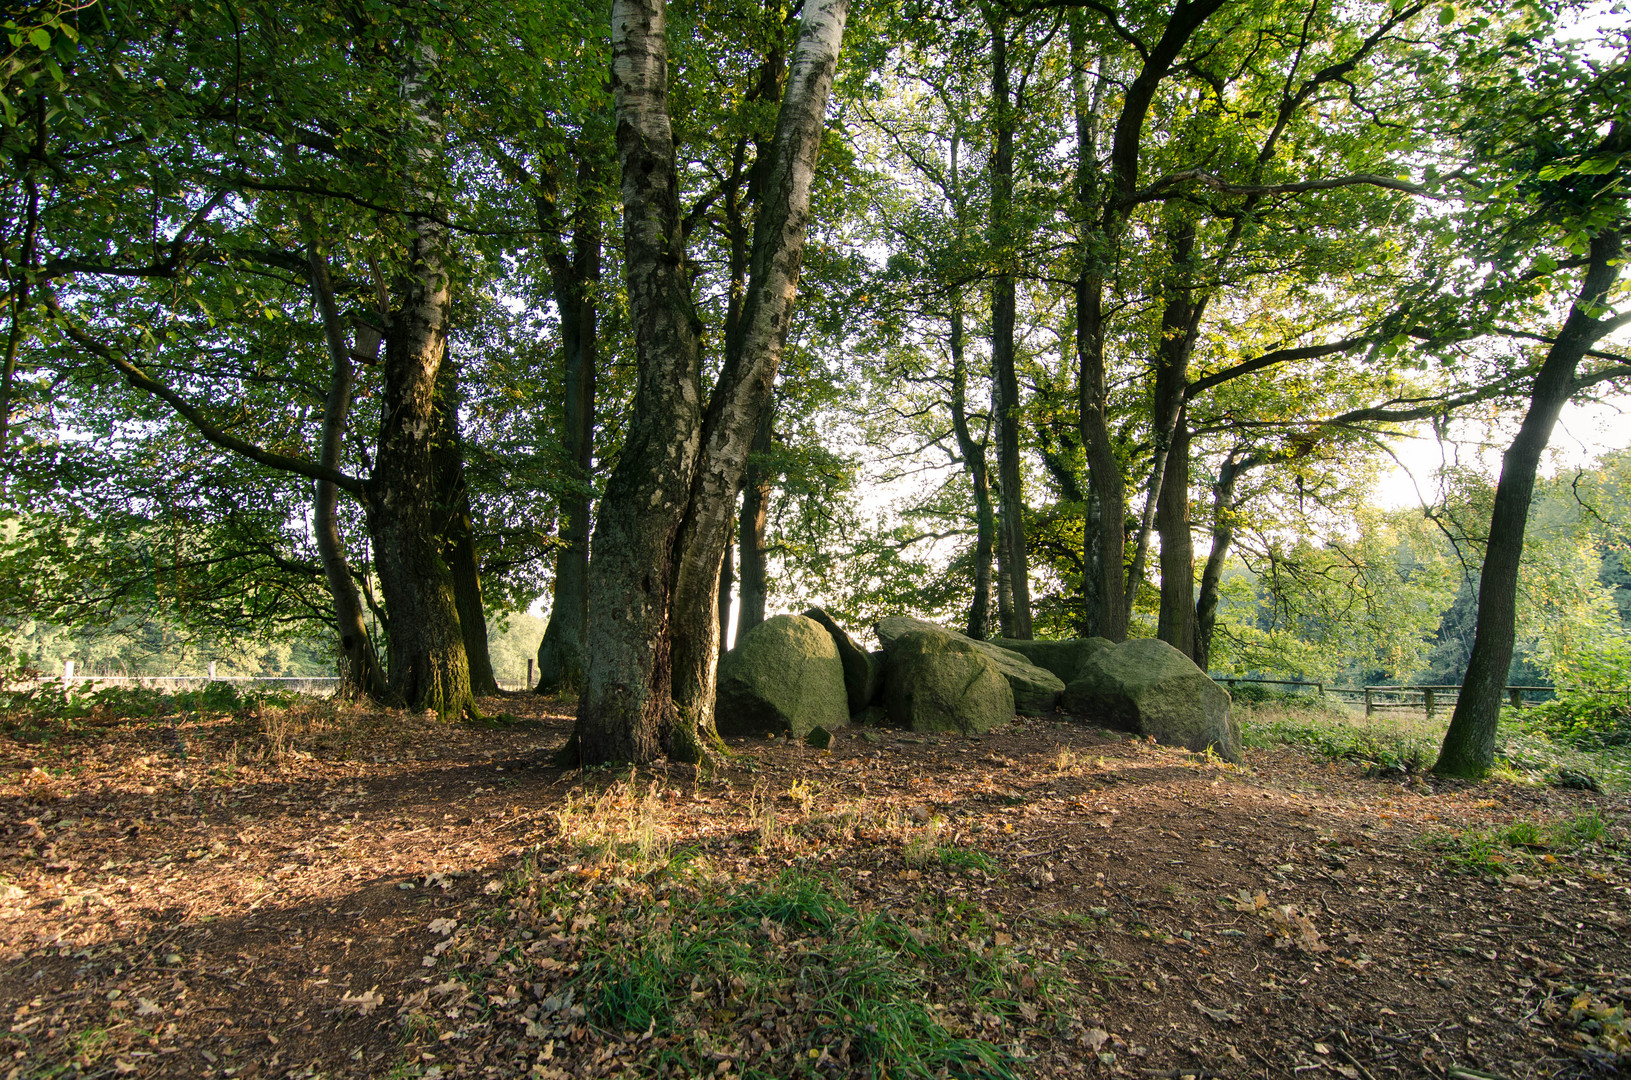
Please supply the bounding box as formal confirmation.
[209,661,217,681]
[63,659,74,684]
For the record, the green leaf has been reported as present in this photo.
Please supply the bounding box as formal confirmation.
[28,27,49,50]
[1437,5,1456,25]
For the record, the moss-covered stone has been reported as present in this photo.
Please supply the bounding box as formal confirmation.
[993,637,1114,683]
[716,614,849,738]
[875,617,1063,714]
[1061,638,1240,762]
[803,606,883,714]
[881,630,1015,734]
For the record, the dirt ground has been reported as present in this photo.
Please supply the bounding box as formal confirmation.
[1,693,1627,1080]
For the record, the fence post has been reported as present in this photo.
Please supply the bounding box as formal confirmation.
[63,659,74,684]
[527,658,534,689]
[1365,687,1373,716]
[1509,687,1521,709]
[208,661,216,681]
[1424,687,1435,720]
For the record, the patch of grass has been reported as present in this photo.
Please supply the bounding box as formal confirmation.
[551,779,672,866]
[515,865,1061,1079]
[1239,705,1435,774]
[1431,810,1624,877]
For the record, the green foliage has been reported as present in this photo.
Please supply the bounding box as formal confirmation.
[1521,691,1631,750]
[525,866,1058,1079]
[1239,708,1435,776]
[1431,810,1623,878]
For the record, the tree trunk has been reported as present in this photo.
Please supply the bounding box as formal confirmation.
[1070,19,1125,643]
[304,221,387,702]
[948,298,994,640]
[575,0,706,766]
[736,404,774,635]
[1436,230,1623,778]
[988,14,1031,639]
[366,38,473,716]
[1194,454,1245,672]
[434,369,500,697]
[536,147,602,696]
[718,517,735,650]
[1155,403,1196,656]
[665,0,850,761]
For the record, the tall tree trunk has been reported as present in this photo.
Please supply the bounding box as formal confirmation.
[1148,220,1201,651]
[948,298,995,640]
[1155,403,1196,656]
[988,14,1031,639]
[665,0,850,761]
[304,220,387,702]
[718,517,735,649]
[1436,230,1623,778]
[1071,0,1223,642]
[736,403,774,635]
[367,37,472,715]
[536,147,602,695]
[1070,19,1125,643]
[575,0,706,765]
[1194,453,1245,672]
[434,368,500,697]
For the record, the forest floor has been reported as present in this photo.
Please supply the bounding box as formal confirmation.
[0,691,1627,1080]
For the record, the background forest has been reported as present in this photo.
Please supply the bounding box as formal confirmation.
[1,0,1628,765]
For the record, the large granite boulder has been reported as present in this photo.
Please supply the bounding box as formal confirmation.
[716,615,849,738]
[1061,638,1241,762]
[881,631,1014,734]
[803,607,883,714]
[875,617,1063,714]
[993,637,1114,683]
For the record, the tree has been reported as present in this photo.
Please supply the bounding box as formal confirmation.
[1435,32,1631,777]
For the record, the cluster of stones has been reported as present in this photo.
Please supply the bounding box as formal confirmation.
[715,610,1241,762]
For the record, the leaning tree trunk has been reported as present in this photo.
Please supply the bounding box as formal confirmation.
[1155,403,1196,656]
[988,14,1031,639]
[736,404,774,635]
[665,0,851,761]
[305,222,387,702]
[575,0,707,765]
[1194,453,1245,672]
[948,299,995,640]
[1436,230,1623,778]
[433,369,500,697]
[366,38,473,716]
[535,148,602,696]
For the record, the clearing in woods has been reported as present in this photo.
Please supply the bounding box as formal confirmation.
[0,693,1626,1080]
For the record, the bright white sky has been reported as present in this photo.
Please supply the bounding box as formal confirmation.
[1374,398,1631,510]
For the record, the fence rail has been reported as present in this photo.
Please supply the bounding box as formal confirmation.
[1216,676,1581,720]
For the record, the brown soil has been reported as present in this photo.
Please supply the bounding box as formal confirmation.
[1,696,1626,1079]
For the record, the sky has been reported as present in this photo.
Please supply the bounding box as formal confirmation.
[1373,399,1631,510]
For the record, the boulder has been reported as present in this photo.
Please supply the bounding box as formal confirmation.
[882,631,1015,734]
[716,614,849,738]
[803,607,884,714]
[1061,638,1241,762]
[875,616,1064,714]
[993,637,1114,683]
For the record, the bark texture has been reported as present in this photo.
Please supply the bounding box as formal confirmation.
[576,0,706,765]
[366,38,473,715]
[665,0,851,760]
[305,227,387,702]
[433,369,499,697]
[1154,404,1195,656]
[535,147,602,696]
[1436,230,1623,778]
[736,405,774,635]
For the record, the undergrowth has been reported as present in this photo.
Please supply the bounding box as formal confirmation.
[1429,810,1626,877]
[510,860,1060,1080]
